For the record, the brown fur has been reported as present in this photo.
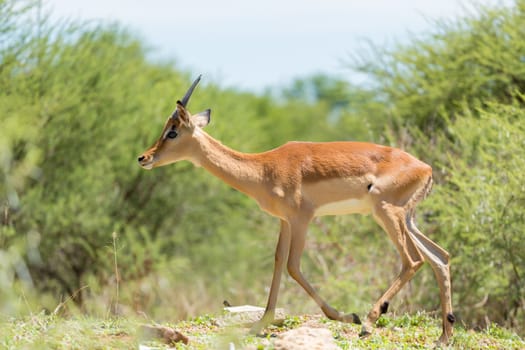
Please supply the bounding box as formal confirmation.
[138,103,453,345]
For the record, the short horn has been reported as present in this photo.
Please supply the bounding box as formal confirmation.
[182,74,202,107]
[171,75,202,120]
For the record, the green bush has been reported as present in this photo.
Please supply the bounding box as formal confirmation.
[0,0,341,319]
[339,0,525,334]
[352,0,525,133]
[1,0,524,338]
[424,101,525,330]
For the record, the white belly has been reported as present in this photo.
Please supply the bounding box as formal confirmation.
[314,197,372,216]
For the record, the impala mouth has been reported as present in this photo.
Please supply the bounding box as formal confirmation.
[138,155,155,169]
[141,162,154,170]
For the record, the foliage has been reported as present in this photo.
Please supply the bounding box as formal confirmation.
[351,0,525,133]
[342,0,525,334]
[0,313,137,349]
[0,0,339,321]
[423,101,525,330]
[281,74,389,142]
[1,0,525,342]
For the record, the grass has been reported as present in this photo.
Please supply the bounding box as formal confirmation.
[0,311,523,349]
[0,312,135,349]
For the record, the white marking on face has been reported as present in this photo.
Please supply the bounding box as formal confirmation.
[314,197,372,216]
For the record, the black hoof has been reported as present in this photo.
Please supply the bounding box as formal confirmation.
[359,329,372,338]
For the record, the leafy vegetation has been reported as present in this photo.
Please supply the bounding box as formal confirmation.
[422,101,525,331]
[1,0,524,346]
[351,0,525,133]
[341,0,525,332]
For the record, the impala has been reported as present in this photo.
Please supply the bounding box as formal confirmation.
[138,76,455,344]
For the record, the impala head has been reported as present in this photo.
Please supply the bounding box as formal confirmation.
[138,75,211,169]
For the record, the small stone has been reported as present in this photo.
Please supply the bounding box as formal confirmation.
[219,305,286,326]
[274,326,339,350]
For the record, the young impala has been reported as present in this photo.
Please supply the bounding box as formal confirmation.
[138,76,455,344]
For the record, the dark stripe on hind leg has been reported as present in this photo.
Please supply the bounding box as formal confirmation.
[380,301,389,314]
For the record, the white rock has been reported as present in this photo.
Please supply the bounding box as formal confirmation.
[224,305,265,313]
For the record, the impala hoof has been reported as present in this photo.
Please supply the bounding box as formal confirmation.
[249,313,275,335]
[435,337,450,348]
[249,322,264,336]
[359,328,372,338]
[359,322,373,338]
[436,330,452,346]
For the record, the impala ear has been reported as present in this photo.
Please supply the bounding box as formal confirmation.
[191,109,211,128]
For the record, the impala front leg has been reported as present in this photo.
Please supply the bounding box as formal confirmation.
[286,216,361,324]
[250,220,291,334]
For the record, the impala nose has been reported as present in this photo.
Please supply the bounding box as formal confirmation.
[138,155,145,162]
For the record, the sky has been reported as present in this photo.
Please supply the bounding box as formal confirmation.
[45,0,511,92]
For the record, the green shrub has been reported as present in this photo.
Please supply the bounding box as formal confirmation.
[0,0,341,320]
[352,0,525,133]
[423,101,525,331]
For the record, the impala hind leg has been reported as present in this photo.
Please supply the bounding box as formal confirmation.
[361,202,425,336]
[250,220,291,334]
[406,211,454,345]
[286,217,360,324]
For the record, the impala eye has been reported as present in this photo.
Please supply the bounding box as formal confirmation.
[166,130,178,139]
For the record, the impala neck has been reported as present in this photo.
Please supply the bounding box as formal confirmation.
[190,129,263,195]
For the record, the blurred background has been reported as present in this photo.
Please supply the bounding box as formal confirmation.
[1,0,524,336]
